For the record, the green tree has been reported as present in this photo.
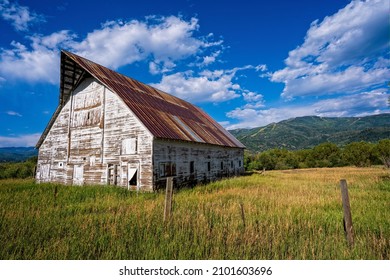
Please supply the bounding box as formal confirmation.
[264,149,298,170]
[284,150,299,169]
[311,142,342,167]
[374,139,390,168]
[295,149,312,168]
[243,151,254,170]
[343,141,373,167]
[257,151,277,170]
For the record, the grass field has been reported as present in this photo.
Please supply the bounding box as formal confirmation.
[0,167,389,260]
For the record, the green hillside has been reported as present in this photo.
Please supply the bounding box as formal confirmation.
[230,114,390,152]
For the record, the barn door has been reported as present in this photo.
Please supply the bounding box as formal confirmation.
[73,165,84,185]
[107,164,119,185]
[128,162,139,190]
[39,164,51,182]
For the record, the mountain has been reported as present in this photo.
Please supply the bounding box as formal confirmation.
[229,114,390,153]
[0,147,38,162]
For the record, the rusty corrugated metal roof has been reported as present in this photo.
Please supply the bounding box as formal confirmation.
[37,50,245,149]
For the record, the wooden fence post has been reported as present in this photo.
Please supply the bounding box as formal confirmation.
[164,177,174,222]
[53,185,58,207]
[239,202,246,228]
[340,179,354,246]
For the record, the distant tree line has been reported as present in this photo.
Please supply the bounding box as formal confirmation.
[0,156,37,179]
[244,140,390,171]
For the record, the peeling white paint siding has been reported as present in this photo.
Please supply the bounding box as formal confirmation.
[36,96,71,184]
[67,79,105,184]
[102,87,153,190]
[36,77,154,191]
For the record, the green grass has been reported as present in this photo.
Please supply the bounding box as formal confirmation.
[0,167,389,260]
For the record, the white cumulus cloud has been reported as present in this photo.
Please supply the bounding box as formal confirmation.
[73,16,217,71]
[0,16,223,83]
[226,88,389,129]
[151,66,263,103]
[0,0,45,31]
[150,70,240,103]
[271,0,390,99]
[0,31,76,83]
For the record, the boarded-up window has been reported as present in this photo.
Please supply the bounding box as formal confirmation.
[159,162,176,177]
[72,109,101,127]
[39,164,50,180]
[122,138,137,154]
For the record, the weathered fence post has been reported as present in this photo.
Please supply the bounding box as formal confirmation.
[54,185,58,207]
[164,177,174,222]
[340,179,354,246]
[239,202,246,228]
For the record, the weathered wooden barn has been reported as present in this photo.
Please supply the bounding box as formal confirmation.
[35,51,245,191]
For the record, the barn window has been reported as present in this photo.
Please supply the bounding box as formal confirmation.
[239,160,242,167]
[207,162,211,172]
[221,161,224,170]
[190,161,195,174]
[160,162,176,177]
[122,137,137,154]
[231,161,234,168]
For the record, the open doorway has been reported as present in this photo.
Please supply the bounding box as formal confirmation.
[128,162,139,190]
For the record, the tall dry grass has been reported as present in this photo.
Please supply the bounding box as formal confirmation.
[0,167,389,259]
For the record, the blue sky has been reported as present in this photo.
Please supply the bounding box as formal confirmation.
[0,0,389,147]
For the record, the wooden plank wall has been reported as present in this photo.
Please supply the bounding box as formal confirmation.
[102,87,153,190]
[153,139,244,189]
[36,96,71,184]
[36,77,153,191]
